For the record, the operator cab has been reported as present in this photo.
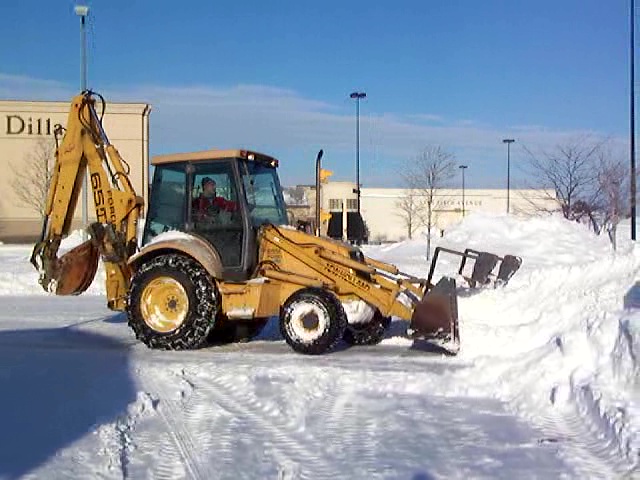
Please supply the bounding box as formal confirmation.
[142,149,288,281]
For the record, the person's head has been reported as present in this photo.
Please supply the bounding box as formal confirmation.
[202,177,216,197]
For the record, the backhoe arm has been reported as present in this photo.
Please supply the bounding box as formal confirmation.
[31,92,144,311]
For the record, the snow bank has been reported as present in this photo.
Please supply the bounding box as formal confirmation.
[366,211,639,470]
[1,213,637,470]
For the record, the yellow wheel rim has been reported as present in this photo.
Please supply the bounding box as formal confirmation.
[140,276,189,333]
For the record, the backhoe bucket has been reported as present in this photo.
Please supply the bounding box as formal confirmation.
[409,277,459,350]
[31,240,100,295]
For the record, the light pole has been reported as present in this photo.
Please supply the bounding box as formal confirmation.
[631,0,637,240]
[75,5,89,239]
[502,138,515,214]
[349,91,366,217]
[459,165,468,217]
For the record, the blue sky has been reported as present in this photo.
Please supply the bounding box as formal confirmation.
[0,0,632,188]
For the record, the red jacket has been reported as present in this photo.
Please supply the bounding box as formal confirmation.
[192,195,238,216]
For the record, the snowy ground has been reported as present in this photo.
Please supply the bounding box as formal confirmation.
[0,213,637,479]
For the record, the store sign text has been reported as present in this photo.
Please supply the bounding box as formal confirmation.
[435,199,483,207]
[5,115,62,136]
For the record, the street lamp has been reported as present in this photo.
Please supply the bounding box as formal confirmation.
[349,91,366,217]
[459,165,468,217]
[631,0,637,240]
[75,4,90,239]
[502,138,515,214]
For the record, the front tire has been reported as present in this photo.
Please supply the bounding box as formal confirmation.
[280,288,347,355]
[127,254,218,350]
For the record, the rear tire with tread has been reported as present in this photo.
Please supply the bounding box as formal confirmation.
[343,310,391,346]
[127,254,218,350]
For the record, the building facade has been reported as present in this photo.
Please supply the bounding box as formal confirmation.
[286,181,557,243]
[0,99,151,242]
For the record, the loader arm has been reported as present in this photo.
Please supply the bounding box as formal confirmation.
[31,92,144,311]
[258,225,459,348]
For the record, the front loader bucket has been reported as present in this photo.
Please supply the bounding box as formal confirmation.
[427,246,522,289]
[496,254,522,285]
[31,240,100,295]
[457,248,523,288]
[409,277,459,351]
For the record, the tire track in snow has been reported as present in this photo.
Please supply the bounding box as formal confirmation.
[137,373,217,480]
[173,371,238,477]
[318,375,380,470]
[122,421,176,480]
[187,366,342,478]
[321,374,447,477]
[532,407,634,479]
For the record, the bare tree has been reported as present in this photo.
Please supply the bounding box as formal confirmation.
[401,146,456,259]
[523,137,629,248]
[283,185,308,206]
[596,151,628,249]
[10,138,56,217]
[395,190,421,239]
[522,137,604,221]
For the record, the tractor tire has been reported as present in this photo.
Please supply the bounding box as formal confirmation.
[280,288,347,355]
[343,311,391,346]
[127,254,218,350]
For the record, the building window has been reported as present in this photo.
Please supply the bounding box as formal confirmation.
[346,198,358,211]
[329,198,343,210]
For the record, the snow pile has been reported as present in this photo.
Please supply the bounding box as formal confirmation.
[0,213,637,472]
[366,211,639,470]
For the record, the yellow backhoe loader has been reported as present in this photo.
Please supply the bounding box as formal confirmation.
[30,91,521,355]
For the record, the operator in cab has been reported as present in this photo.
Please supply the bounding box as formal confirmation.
[192,177,238,222]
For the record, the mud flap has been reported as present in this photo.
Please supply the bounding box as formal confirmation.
[32,240,100,295]
[408,277,459,353]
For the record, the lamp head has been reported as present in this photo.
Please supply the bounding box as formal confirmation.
[74,5,89,16]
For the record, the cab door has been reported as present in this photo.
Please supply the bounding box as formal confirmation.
[142,163,188,245]
[187,160,249,279]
